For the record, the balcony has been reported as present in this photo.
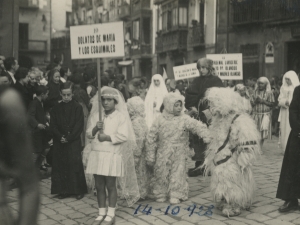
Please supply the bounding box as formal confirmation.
[19,0,39,9]
[188,25,204,48]
[231,0,300,25]
[155,29,188,53]
[119,4,131,20]
[153,0,164,4]
[19,40,47,53]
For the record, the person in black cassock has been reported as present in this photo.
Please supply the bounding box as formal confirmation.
[276,85,300,212]
[185,58,223,177]
[50,81,87,200]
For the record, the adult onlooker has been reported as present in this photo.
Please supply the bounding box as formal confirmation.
[276,85,300,212]
[13,67,31,109]
[4,57,19,84]
[185,58,223,177]
[0,71,11,86]
[27,69,40,100]
[46,69,62,109]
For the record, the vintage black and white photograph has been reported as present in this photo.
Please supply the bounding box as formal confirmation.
[1,0,300,224]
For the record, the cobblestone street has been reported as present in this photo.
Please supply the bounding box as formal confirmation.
[8,137,300,225]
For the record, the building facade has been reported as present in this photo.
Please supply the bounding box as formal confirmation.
[153,0,217,79]
[216,0,300,81]
[19,0,51,69]
[0,0,19,59]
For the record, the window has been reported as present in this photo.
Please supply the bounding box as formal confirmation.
[19,23,29,50]
[133,19,140,40]
[143,18,151,44]
[199,1,204,25]
[82,8,86,22]
[160,0,188,31]
[87,9,93,24]
[179,7,187,26]
[66,12,72,27]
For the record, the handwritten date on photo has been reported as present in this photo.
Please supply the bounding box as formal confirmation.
[133,204,214,217]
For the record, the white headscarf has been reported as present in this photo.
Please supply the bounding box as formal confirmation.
[144,74,168,128]
[280,70,300,103]
[85,87,140,206]
[255,77,271,92]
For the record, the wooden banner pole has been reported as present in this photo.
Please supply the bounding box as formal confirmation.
[97,58,102,121]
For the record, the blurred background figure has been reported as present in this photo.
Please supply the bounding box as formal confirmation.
[0,87,39,224]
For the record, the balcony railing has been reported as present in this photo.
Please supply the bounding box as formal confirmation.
[188,25,204,48]
[132,44,151,56]
[153,0,164,4]
[232,0,300,24]
[156,29,188,53]
[19,0,39,9]
[19,40,47,53]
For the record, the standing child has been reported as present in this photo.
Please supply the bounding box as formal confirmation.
[27,85,50,170]
[127,96,149,199]
[250,77,275,148]
[85,87,140,224]
[50,81,87,200]
[146,92,210,204]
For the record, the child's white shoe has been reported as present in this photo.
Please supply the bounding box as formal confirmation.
[170,198,180,204]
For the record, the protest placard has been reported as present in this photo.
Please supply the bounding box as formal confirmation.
[206,54,243,80]
[70,21,125,59]
[173,63,200,81]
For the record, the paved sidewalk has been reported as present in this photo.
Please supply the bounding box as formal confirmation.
[8,137,300,225]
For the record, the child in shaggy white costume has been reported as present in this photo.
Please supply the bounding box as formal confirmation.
[127,97,149,199]
[201,87,261,217]
[146,92,210,204]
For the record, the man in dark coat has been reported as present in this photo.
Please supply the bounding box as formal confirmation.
[276,85,300,212]
[50,81,87,200]
[185,58,223,177]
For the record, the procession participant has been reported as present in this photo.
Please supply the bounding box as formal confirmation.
[234,84,252,114]
[185,58,223,177]
[144,74,168,129]
[277,84,300,212]
[201,87,260,217]
[127,96,149,199]
[0,87,39,225]
[85,87,140,224]
[146,92,210,204]
[50,81,87,200]
[250,77,275,148]
[277,71,299,153]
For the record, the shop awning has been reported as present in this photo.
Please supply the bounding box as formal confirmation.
[118,60,133,66]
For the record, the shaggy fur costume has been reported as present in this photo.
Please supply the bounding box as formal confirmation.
[202,88,261,217]
[146,93,211,204]
[127,97,149,199]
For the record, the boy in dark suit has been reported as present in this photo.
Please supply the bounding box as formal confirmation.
[28,85,50,169]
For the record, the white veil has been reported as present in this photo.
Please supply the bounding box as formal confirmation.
[144,74,168,128]
[84,87,140,206]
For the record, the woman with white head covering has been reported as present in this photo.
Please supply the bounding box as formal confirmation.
[145,74,168,128]
[278,71,300,153]
[251,77,275,148]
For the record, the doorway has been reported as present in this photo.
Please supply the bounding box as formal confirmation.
[287,41,300,75]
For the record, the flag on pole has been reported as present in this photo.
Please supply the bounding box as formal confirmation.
[163,67,168,81]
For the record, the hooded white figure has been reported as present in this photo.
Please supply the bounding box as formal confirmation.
[278,71,300,153]
[202,87,261,217]
[146,92,210,204]
[144,74,168,129]
[127,96,149,199]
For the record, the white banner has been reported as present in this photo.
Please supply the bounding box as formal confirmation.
[206,54,243,80]
[70,22,125,59]
[173,63,200,81]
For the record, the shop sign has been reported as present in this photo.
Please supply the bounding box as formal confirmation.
[265,42,274,64]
